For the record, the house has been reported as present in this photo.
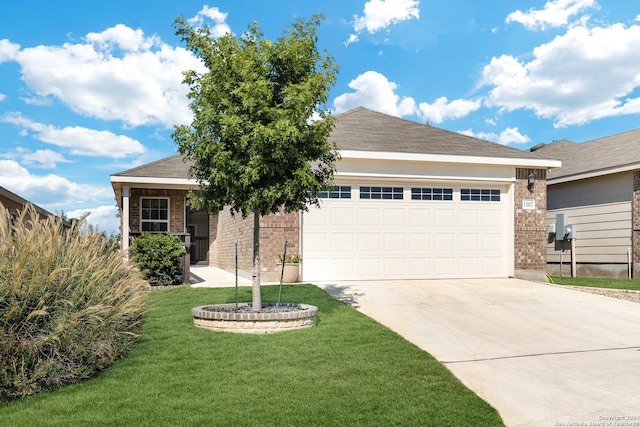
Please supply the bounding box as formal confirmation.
[534,129,640,278]
[0,185,56,221]
[111,107,560,282]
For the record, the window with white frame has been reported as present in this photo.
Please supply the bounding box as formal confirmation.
[460,189,501,202]
[141,198,169,232]
[360,186,404,200]
[411,187,453,201]
[318,185,351,199]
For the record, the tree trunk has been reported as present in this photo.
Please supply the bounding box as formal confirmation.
[251,211,262,312]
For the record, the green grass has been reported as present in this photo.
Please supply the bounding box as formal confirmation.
[0,285,503,427]
[550,276,640,290]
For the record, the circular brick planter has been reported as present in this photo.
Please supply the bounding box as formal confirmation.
[192,303,318,334]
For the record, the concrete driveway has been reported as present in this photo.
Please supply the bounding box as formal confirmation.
[316,278,640,427]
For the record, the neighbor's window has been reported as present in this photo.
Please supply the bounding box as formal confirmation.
[411,187,453,201]
[461,189,501,202]
[318,186,351,199]
[141,198,169,232]
[360,186,403,200]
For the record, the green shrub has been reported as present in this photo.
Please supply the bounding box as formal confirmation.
[131,233,186,286]
[0,205,147,400]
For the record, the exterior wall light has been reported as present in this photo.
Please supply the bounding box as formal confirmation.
[527,172,535,191]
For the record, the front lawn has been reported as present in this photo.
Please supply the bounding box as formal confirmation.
[550,276,640,290]
[0,285,503,426]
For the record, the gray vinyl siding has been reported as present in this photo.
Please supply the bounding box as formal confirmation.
[546,172,633,264]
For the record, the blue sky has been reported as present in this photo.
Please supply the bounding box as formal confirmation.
[1,0,639,234]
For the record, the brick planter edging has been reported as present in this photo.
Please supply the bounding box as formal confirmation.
[192,303,318,334]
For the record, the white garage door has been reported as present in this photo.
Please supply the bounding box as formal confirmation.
[301,183,511,281]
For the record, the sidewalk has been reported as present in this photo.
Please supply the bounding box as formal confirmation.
[189,265,252,288]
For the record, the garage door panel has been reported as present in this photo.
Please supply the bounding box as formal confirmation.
[482,209,503,227]
[409,233,432,251]
[358,257,383,277]
[458,209,480,227]
[459,257,480,275]
[358,208,380,226]
[304,232,328,253]
[384,257,407,276]
[459,233,480,252]
[434,258,456,276]
[434,210,456,226]
[409,208,431,226]
[383,208,405,226]
[434,233,456,251]
[482,257,505,275]
[409,257,433,275]
[330,208,354,226]
[358,233,381,251]
[482,234,503,251]
[384,233,406,251]
[330,233,354,252]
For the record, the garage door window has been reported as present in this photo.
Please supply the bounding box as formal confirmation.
[360,186,403,200]
[318,186,351,199]
[461,189,501,202]
[411,187,453,201]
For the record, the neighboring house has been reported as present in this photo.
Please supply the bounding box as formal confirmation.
[535,129,640,278]
[0,185,56,221]
[111,107,560,282]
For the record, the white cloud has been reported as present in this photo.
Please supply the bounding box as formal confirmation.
[334,71,416,116]
[0,94,5,102]
[416,97,481,124]
[334,71,478,123]
[506,0,597,31]
[68,205,120,235]
[2,113,146,158]
[21,149,71,169]
[458,127,531,146]
[0,160,111,207]
[187,5,232,37]
[347,0,419,44]
[481,23,640,127]
[10,25,205,128]
[85,24,159,52]
[0,39,19,62]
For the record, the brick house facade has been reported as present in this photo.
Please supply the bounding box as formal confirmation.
[111,107,559,282]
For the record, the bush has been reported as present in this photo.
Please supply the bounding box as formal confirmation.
[131,233,186,286]
[0,205,147,400]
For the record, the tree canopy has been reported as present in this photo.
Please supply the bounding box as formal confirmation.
[173,14,339,309]
[172,14,339,218]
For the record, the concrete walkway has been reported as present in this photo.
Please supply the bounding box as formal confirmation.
[316,278,640,427]
[189,265,252,287]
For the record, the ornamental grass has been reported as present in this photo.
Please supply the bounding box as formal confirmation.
[0,205,147,400]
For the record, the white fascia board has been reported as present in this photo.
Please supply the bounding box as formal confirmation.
[110,175,197,187]
[548,164,640,185]
[339,150,562,169]
[335,172,515,183]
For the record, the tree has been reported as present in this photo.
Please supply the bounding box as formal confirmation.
[173,14,339,311]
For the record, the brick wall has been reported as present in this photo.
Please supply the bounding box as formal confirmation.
[129,188,188,234]
[210,206,300,281]
[514,168,547,281]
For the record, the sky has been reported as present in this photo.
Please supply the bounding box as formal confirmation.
[1,0,640,234]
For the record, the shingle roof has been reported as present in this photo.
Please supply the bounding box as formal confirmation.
[535,128,640,181]
[112,154,193,178]
[112,107,557,180]
[331,107,554,160]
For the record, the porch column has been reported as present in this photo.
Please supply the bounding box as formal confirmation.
[122,186,130,258]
